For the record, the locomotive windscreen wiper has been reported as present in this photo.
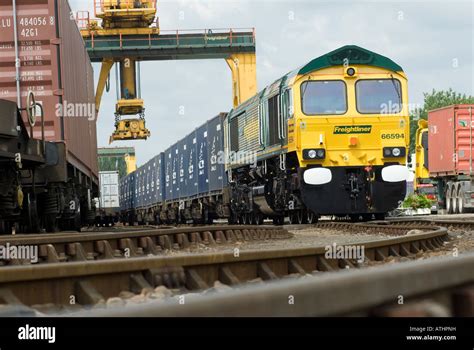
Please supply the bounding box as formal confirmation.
[389,74,401,102]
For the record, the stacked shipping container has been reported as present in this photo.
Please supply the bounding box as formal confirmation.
[99,171,120,209]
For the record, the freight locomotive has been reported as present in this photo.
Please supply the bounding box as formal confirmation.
[120,45,410,225]
[0,0,99,233]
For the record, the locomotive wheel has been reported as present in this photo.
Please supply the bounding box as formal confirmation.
[250,213,257,225]
[24,193,40,233]
[297,210,307,225]
[244,213,252,225]
[228,211,238,225]
[0,221,14,235]
[288,212,297,225]
[255,213,264,225]
[44,214,59,233]
[307,211,318,224]
[72,209,82,232]
[273,216,284,226]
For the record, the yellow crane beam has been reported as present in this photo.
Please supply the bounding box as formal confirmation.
[80,1,257,142]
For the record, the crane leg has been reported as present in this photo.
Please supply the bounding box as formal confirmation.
[95,58,115,116]
[225,53,257,108]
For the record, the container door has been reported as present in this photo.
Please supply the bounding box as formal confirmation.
[196,124,209,194]
[156,153,165,203]
[178,140,188,199]
[172,144,180,200]
[455,106,474,174]
[207,115,225,192]
[165,148,174,201]
[187,131,198,197]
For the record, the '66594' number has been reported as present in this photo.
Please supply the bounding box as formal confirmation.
[381,133,404,140]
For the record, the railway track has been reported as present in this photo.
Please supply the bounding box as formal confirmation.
[0,225,291,266]
[0,224,450,314]
[385,217,474,231]
[0,220,449,266]
[80,252,474,317]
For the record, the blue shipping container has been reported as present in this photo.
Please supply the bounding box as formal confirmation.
[207,114,225,192]
[135,167,143,208]
[154,152,165,203]
[196,123,209,195]
[171,143,180,200]
[144,161,153,206]
[164,147,174,201]
[178,139,188,198]
[186,130,198,197]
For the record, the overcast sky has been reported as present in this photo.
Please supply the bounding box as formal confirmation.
[69,0,474,166]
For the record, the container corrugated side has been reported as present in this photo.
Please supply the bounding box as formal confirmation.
[99,171,119,209]
[178,139,188,198]
[0,0,98,183]
[196,123,209,195]
[427,105,474,176]
[453,105,474,174]
[164,147,174,201]
[155,152,165,203]
[171,143,180,200]
[428,106,455,176]
[207,114,225,193]
[186,131,198,197]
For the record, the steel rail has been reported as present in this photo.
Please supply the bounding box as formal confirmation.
[0,226,449,309]
[385,217,474,230]
[0,226,292,265]
[78,252,474,317]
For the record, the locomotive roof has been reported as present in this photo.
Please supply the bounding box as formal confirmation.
[297,45,404,75]
[279,45,404,88]
[228,45,403,116]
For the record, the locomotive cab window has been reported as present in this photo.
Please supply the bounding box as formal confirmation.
[356,79,402,114]
[301,80,347,115]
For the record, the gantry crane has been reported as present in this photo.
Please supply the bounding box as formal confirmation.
[77,0,257,143]
[79,0,158,142]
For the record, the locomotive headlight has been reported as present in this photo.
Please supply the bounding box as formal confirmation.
[303,149,326,160]
[383,147,406,158]
[345,67,358,78]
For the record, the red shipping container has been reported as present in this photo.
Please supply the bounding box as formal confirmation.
[0,0,98,184]
[428,104,474,177]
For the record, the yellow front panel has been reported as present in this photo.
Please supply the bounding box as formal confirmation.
[287,65,409,168]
